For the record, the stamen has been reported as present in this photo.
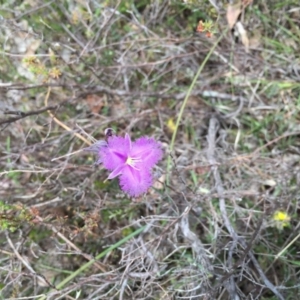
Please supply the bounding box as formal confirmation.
[126,156,142,170]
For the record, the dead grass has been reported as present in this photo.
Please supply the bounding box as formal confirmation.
[0,0,300,299]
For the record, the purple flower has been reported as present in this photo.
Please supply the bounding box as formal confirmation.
[92,133,163,197]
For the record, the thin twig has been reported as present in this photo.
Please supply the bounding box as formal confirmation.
[44,87,92,146]
[5,231,53,288]
[0,105,57,126]
[34,215,107,273]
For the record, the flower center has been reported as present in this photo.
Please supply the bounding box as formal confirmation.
[126,156,142,170]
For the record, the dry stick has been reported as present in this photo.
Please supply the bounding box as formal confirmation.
[44,87,92,146]
[215,216,264,290]
[88,0,122,50]
[206,116,284,300]
[1,83,158,135]
[5,231,52,288]
[0,105,58,126]
[14,0,55,20]
[0,81,196,99]
[180,204,213,297]
[51,149,85,162]
[0,85,81,129]
[34,216,107,273]
[206,117,238,299]
[252,131,300,156]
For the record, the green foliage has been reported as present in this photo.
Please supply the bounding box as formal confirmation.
[0,201,32,232]
[22,56,61,81]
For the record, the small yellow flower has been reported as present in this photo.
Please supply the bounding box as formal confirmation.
[167,118,176,133]
[272,210,291,230]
